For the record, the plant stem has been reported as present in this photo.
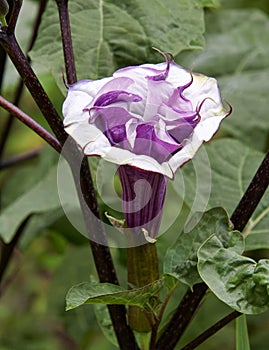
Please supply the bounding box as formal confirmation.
[54,1,139,347]
[66,150,139,350]
[0,32,67,145]
[55,0,77,85]
[0,148,40,169]
[0,46,6,92]
[139,332,150,350]
[0,95,62,152]
[0,215,31,288]
[7,0,22,35]
[155,283,207,350]
[127,242,159,332]
[149,286,176,350]
[0,0,48,159]
[231,151,269,231]
[180,311,241,350]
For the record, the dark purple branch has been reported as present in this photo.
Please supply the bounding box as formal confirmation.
[0,46,7,91]
[155,283,208,350]
[7,0,22,35]
[0,148,41,169]
[66,148,139,350]
[55,0,77,85]
[0,0,48,159]
[0,7,131,343]
[54,2,138,347]
[0,215,31,288]
[0,0,127,320]
[231,151,269,231]
[0,95,62,152]
[0,80,22,159]
[180,311,241,350]
[0,33,67,145]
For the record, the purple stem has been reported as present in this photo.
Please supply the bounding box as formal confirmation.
[55,0,77,85]
[0,0,48,159]
[231,151,269,231]
[0,216,31,287]
[0,95,61,152]
[55,1,138,348]
[0,148,41,170]
[180,311,241,350]
[7,0,22,35]
[155,283,208,350]
[0,32,67,145]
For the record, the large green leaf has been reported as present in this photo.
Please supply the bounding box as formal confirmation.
[177,9,269,151]
[163,207,235,288]
[173,139,269,251]
[30,0,215,93]
[66,279,163,311]
[197,233,269,314]
[0,164,61,243]
[0,147,66,244]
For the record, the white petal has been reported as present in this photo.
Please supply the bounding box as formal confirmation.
[63,91,91,126]
[65,120,103,149]
[166,62,192,88]
[69,77,113,97]
[184,74,222,113]
[168,134,202,173]
[194,106,228,141]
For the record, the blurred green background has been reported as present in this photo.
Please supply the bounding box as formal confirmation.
[1,0,269,349]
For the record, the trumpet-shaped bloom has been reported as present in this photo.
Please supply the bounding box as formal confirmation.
[63,54,230,239]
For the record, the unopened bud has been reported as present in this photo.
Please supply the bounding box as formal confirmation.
[0,0,9,27]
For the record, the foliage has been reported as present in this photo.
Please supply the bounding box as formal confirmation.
[30,0,214,91]
[1,0,269,349]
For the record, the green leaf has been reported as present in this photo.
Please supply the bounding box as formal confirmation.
[236,315,250,350]
[197,233,269,314]
[174,138,269,251]
[0,164,60,243]
[163,207,236,288]
[94,304,118,347]
[66,279,164,311]
[163,274,179,291]
[30,0,214,93]
[0,144,67,244]
[177,9,269,151]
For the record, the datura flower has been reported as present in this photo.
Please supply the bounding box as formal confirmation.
[63,52,230,240]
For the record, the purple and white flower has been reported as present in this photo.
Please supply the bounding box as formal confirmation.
[63,53,230,240]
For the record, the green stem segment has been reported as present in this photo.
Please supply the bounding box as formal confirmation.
[127,242,159,332]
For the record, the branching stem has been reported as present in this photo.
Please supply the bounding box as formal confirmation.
[0,148,41,169]
[54,1,139,348]
[55,0,77,85]
[0,0,48,159]
[180,311,241,350]
[0,95,61,152]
